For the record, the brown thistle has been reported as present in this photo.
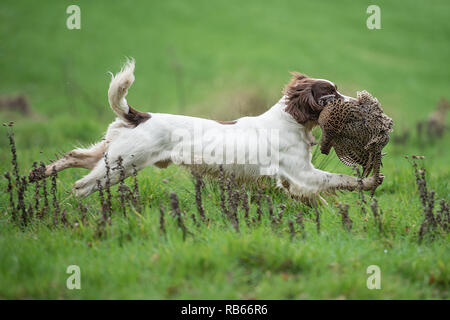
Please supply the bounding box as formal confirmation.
[95,181,107,239]
[115,156,127,217]
[50,166,59,227]
[191,213,200,228]
[425,190,436,228]
[226,173,240,232]
[192,169,206,222]
[39,162,48,218]
[96,180,107,224]
[104,154,112,222]
[226,175,234,217]
[31,162,40,214]
[241,187,250,225]
[4,172,16,219]
[408,156,445,242]
[266,195,274,223]
[6,122,20,183]
[314,208,321,234]
[159,205,166,235]
[288,220,296,239]
[131,163,141,210]
[255,192,263,223]
[353,166,367,215]
[296,210,305,235]
[337,202,352,232]
[370,198,383,233]
[17,176,28,226]
[61,209,68,227]
[26,203,33,225]
[411,155,428,209]
[435,199,449,232]
[218,165,228,217]
[170,192,188,240]
[79,204,88,226]
[276,204,287,225]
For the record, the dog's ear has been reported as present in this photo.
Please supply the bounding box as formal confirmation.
[283,72,322,125]
[289,72,308,82]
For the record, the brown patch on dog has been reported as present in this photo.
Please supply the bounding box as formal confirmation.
[154,159,172,169]
[124,104,151,126]
[215,120,237,125]
[283,72,338,125]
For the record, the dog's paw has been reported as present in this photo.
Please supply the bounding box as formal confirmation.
[377,173,385,185]
[362,174,384,191]
[73,180,94,198]
[28,166,46,182]
[73,186,93,198]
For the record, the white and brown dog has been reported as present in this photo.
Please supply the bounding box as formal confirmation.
[35,60,381,204]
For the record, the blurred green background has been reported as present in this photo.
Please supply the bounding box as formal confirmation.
[1,0,449,145]
[0,0,449,299]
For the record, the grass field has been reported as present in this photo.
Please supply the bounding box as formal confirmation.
[0,0,449,299]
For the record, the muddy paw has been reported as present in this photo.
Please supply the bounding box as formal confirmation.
[73,179,94,197]
[28,166,46,182]
[73,185,94,198]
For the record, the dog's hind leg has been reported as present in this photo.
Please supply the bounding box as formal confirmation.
[72,136,156,197]
[36,120,129,181]
[72,151,149,197]
[39,141,107,178]
[72,158,112,197]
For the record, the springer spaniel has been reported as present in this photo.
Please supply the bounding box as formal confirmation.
[37,60,381,205]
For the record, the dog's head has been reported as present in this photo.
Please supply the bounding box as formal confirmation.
[283,72,345,125]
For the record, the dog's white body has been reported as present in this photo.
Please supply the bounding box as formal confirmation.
[45,60,379,204]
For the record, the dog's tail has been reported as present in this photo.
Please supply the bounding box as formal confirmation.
[108,59,150,126]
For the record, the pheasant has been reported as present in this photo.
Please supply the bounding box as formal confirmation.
[318,91,393,193]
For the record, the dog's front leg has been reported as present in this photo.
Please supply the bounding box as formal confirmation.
[279,168,382,205]
[302,168,383,195]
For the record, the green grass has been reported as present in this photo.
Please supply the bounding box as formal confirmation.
[0,0,449,299]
